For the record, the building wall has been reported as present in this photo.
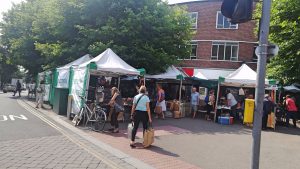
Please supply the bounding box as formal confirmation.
[176,1,258,70]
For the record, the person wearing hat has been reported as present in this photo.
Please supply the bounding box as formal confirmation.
[262,94,275,130]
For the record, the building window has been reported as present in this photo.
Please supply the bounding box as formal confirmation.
[190,43,197,60]
[253,45,258,62]
[188,12,198,29]
[216,11,238,29]
[211,42,238,61]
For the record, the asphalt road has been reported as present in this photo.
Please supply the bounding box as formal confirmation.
[0,92,111,169]
[0,93,59,141]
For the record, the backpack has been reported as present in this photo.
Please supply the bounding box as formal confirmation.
[204,95,209,104]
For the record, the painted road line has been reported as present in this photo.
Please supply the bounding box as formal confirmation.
[17,100,122,169]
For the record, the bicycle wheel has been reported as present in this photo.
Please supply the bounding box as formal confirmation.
[75,108,84,126]
[95,109,107,131]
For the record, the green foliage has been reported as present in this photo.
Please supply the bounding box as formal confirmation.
[0,0,193,75]
[256,0,300,84]
[0,46,21,86]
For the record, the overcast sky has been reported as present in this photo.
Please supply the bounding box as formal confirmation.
[0,0,195,20]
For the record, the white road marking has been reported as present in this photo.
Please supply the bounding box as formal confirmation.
[17,99,121,169]
[9,115,28,121]
[0,115,28,121]
[0,115,8,121]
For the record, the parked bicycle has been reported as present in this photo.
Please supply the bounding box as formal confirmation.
[72,95,107,131]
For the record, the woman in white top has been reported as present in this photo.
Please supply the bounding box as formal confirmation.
[130,86,152,148]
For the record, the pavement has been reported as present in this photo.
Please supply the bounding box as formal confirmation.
[1,91,300,169]
[0,92,150,169]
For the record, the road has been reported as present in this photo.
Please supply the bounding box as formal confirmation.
[0,93,111,169]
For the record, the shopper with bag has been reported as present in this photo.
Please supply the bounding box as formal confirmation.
[155,84,166,119]
[130,86,152,148]
[108,87,124,133]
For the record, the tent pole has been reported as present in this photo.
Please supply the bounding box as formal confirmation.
[143,76,146,87]
[118,76,120,89]
[179,78,182,102]
[214,83,220,122]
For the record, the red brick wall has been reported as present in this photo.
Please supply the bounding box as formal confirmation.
[175,1,258,70]
[185,1,257,42]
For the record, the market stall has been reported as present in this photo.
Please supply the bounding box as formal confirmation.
[145,66,190,118]
[216,64,273,125]
[69,48,140,119]
[52,54,93,115]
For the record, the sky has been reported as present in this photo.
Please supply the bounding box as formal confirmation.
[0,0,196,20]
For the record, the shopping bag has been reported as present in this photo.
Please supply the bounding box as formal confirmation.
[143,124,154,148]
[267,112,275,129]
[127,122,134,139]
[155,105,162,114]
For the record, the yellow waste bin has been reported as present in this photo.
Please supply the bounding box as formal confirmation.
[244,99,255,123]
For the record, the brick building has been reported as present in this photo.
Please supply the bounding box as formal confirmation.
[174,0,258,79]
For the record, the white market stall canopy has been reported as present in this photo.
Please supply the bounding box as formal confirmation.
[79,48,139,75]
[284,84,300,93]
[220,64,270,87]
[145,65,187,79]
[56,54,93,88]
[193,71,208,80]
[195,68,233,80]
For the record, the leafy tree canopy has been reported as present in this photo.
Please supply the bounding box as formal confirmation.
[256,0,300,84]
[0,0,193,75]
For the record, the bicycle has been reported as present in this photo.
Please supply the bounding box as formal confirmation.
[72,95,107,131]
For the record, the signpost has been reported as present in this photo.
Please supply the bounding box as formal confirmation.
[251,0,272,169]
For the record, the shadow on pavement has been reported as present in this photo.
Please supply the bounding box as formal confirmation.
[273,126,300,136]
[132,143,180,157]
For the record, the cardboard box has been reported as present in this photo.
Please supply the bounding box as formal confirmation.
[174,111,181,119]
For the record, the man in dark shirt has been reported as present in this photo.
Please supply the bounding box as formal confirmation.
[262,94,275,130]
[13,80,22,97]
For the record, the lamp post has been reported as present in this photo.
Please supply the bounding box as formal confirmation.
[251,0,272,169]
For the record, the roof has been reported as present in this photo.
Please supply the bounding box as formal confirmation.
[145,65,187,79]
[284,84,300,93]
[196,68,234,80]
[222,64,269,87]
[193,70,208,80]
[57,54,92,70]
[79,48,139,75]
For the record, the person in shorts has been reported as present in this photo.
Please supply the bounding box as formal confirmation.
[191,87,200,119]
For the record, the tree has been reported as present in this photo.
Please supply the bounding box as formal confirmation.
[78,0,193,73]
[0,46,20,87]
[0,0,193,75]
[256,0,300,84]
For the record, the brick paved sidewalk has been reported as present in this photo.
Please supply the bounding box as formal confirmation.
[22,98,300,169]
[23,99,200,169]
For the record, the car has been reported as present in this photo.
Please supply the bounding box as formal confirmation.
[3,84,16,93]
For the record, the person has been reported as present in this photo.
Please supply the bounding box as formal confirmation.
[36,80,45,109]
[108,87,124,133]
[191,87,200,119]
[130,86,152,148]
[262,94,275,130]
[28,81,36,98]
[155,84,166,119]
[13,80,22,97]
[226,89,238,119]
[206,90,215,120]
[285,95,298,128]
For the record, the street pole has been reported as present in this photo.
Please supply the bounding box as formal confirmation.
[251,0,272,169]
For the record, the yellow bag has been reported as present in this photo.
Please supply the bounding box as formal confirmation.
[143,126,154,148]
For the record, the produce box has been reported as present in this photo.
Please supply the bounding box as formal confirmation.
[218,116,233,125]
